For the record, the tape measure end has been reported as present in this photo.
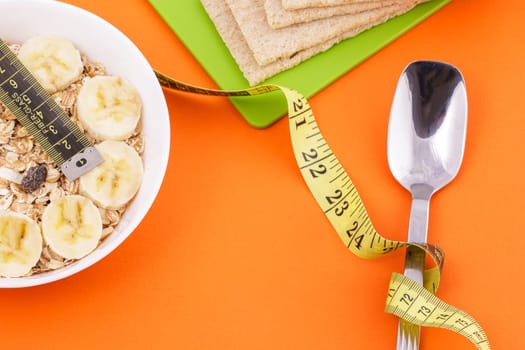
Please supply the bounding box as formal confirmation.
[61,146,104,182]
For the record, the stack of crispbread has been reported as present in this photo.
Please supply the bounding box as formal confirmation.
[200,0,429,86]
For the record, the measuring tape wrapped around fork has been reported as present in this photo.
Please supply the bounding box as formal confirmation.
[156,71,491,350]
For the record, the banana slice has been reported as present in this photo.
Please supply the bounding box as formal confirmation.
[18,35,83,94]
[76,75,142,141]
[41,195,103,260]
[79,140,143,210]
[0,211,43,277]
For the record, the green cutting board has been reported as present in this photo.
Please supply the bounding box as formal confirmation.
[149,0,451,128]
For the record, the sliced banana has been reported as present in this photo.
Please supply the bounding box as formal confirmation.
[18,35,83,94]
[0,211,43,278]
[79,140,143,210]
[41,195,103,260]
[76,75,142,141]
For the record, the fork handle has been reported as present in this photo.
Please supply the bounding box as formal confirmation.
[396,195,431,350]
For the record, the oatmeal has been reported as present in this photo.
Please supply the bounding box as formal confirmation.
[0,37,144,276]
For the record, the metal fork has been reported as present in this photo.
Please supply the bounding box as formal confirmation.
[397,320,420,350]
[398,318,421,349]
[395,196,430,350]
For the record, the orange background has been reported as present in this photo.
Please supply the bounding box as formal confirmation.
[1,1,521,349]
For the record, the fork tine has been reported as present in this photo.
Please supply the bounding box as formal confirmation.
[396,320,420,350]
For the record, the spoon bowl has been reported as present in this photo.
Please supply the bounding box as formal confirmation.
[388,60,467,198]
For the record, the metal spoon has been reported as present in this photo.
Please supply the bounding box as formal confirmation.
[387,60,468,350]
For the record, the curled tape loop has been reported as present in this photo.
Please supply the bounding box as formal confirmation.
[156,71,491,350]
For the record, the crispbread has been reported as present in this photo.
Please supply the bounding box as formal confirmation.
[265,0,405,29]
[283,0,389,10]
[200,0,332,85]
[226,0,420,66]
[200,0,419,86]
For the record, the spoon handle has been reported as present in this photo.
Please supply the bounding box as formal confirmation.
[396,196,430,350]
[404,196,430,284]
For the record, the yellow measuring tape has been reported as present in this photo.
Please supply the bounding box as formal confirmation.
[156,71,491,350]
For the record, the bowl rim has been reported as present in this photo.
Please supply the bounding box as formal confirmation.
[0,0,171,287]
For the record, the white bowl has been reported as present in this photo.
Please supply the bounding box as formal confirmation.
[0,0,170,287]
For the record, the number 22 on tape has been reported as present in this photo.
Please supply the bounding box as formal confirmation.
[155,71,491,350]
